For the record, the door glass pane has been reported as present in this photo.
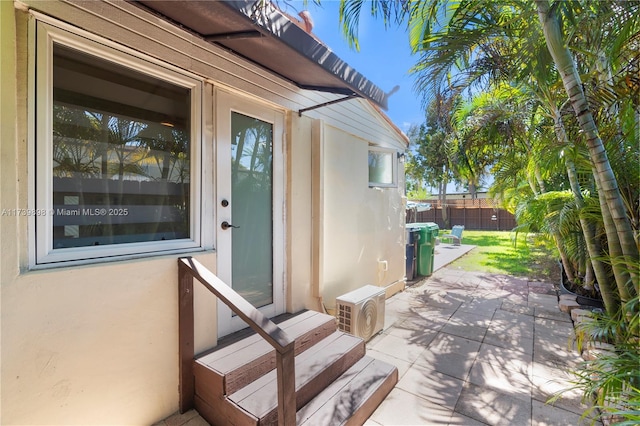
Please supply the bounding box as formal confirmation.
[231,112,273,308]
[51,44,191,248]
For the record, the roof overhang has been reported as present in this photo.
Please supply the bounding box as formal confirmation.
[135,0,390,110]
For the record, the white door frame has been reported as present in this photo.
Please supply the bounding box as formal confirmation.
[215,89,286,337]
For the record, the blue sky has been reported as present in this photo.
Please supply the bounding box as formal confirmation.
[283,1,425,132]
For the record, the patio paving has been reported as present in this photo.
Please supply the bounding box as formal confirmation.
[365,243,594,426]
[159,243,595,426]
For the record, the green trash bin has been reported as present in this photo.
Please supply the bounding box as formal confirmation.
[413,222,439,276]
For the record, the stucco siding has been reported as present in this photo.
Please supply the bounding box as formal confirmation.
[1,251,216,424]
[321,124,405,309]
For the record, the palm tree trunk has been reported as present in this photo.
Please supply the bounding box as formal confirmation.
[536,0,638,300]
[592,165,634,304]
[439,178,449,228]
[552,106,620,312]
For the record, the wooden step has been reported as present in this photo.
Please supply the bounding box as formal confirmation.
[194,310,336,398]
[296,356,398,426]
[226,331,366,425]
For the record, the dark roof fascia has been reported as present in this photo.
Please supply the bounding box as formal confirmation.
[218,1,389,110]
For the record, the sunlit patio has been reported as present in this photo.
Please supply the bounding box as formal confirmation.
[158,244,592,426]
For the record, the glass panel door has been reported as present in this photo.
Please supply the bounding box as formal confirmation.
[231,112,273,307]
[216,91,285,337]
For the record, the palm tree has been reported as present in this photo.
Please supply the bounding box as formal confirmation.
[535,0,638,302]
[337,0,638,307]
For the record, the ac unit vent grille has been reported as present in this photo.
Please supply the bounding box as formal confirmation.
[336,285,385,341]
[337,303,353,333]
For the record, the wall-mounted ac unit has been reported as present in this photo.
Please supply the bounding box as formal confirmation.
[336,285,385,341]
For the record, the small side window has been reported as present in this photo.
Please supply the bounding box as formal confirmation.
[368,147,397,187]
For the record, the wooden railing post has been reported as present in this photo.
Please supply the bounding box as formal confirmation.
[276,343,296,426]
[178,257,296,424]
[178,260,195,413]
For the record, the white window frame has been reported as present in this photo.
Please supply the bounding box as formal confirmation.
[368,146,398,188]
[31,20,203,267]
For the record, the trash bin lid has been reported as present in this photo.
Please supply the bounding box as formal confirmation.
[424,222,439,235]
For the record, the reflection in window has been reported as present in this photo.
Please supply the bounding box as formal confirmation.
[51,44,191,248]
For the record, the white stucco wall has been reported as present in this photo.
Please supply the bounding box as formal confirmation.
[1,254,216,425]
[321,124,406,309]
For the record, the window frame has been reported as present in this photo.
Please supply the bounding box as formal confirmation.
[368,146,398,188]
[32,20,203,267]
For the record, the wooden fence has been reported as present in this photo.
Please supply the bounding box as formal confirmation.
[407,198,517,231]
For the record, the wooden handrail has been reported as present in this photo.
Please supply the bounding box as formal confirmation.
[178,257,296,426]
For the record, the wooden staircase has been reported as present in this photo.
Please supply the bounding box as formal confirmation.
[178,258,398,426]
[193,310,398,425]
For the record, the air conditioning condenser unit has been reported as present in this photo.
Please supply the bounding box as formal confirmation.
[336,285,385,341]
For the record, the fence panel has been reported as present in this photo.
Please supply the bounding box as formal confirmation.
[407,198,516,231]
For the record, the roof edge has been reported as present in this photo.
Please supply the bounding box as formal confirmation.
[220,1,389,110]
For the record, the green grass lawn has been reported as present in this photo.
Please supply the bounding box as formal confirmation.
[445,230,560,282]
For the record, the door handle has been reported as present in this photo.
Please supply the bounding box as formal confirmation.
[221,221,240,230]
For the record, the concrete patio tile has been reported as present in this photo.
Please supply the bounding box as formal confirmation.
[457,298,503,316]
[535,306,572,322]
[366,348,413,380]
[396,363,465,410]
[476,342,533,375]
[467,361,532,402]
[500,301,535,316]
[503,292,529,304]
[155,410,201,426]
[476,290,516,302]
[440,322,488,342]
[488,310,534,338]
[448,411,490,426]
[483,328,534,355]
[533,334,581,370]
[392,289,420,301]
[369,387,453,426]
[449,310,493,326]
[397,310,450,332]
[530,362,588,416]
[476,282,505,293]
[500,275,529,286]
[413,290,467,311]
[415,333,481,381]
[534,314,575,340]
[528,281,557,295]
[490,311,535,340]
[479,274,517,287]
[385,323,439,346]
[415,301,460,317]
[531,399,589,425]
[492,308,536,328]
[368,332,429,364]
[528,293,559,309]
[385,296,415,316]
[455,382,532,426]
[501,280,530,290]
[182,417,211,426]
[502,287,530,299]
